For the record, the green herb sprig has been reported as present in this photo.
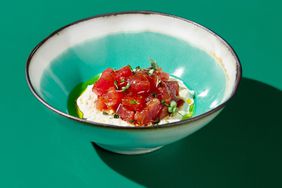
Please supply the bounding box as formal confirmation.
[147,58,159,76]
[149,58,158,70]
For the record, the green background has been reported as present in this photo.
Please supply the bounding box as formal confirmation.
[1,0,281,187]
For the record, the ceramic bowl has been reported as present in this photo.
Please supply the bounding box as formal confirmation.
[26,11,241,154]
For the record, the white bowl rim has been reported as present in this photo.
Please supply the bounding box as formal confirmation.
[25,10,242,130]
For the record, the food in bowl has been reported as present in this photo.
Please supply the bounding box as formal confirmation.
[73,60,195,126]
[26,11,241,154]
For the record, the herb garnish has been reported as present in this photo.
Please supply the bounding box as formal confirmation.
[161,99,167,106]
[168,100,177,114]
[129,119,135,123]
[147,58,159,76]
[128,65,133,70]
[129,99,138,104]
[149,58,158,70]
[156,76,161,87]
[161,100,178,115]
[148,69,154,76]
[114,114,119,118]
[116,81,131,92]
[135,66,141,72]
[121,82,130,92]
[114,80,119,89]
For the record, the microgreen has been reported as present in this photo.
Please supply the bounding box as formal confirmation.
[128,65,133,70]
[135,66,141,72]
[147,58,159,76]
[149,58,158,70]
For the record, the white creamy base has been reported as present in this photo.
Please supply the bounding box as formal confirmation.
[77,77,194,127]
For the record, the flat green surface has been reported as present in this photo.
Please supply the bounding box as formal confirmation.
[0,0,281,187]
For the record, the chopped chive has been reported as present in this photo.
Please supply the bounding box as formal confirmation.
[167,100,177,114]
[156,76,161,87]
[102,111,109,115]
[161,99,168,106]
[129,119,135,123]
[121,82,130,92]
[129,99,138,104]
[152,93,157,97]
[170,100,177,107]
[168,106,177,114]
[114,114,119,118]
[114,80,119,89]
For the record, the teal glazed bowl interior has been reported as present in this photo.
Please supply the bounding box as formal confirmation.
[26,11,241,154]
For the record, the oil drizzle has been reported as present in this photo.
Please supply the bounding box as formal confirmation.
[67,74,100,118]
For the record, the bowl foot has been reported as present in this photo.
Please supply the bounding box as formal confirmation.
[95,143,163,155]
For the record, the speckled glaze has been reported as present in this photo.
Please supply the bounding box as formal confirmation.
[26,11,241,154]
